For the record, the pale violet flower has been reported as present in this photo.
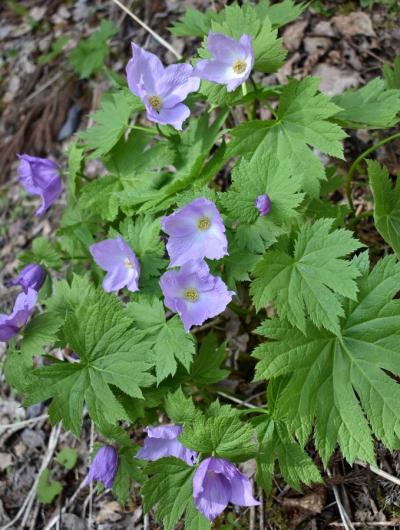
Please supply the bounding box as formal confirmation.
[89,237,140,293]
[194,33,254,92]
[137,425,197,466]
[85,446,118,489]
[161,197,228,268]
[126,43,200,130]
[18,154,62,216]
[160,260,234,332]
[0,289,37,342]
[255,194,272,216]
[9,264,46,293]
[193,457,260,521]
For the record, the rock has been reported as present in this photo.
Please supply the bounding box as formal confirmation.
[62,513,87,530]
[283,20,308,52]
[312,64,360,96]
[21,428,45,449]
[0,452,13,471]
[332,12,375,38]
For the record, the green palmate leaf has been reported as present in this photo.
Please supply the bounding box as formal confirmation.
[142,458,201,530]
[368,160,400,256]
[113,446,144,505]
[333,79,400,129]
[37,470,62,504]
[253,254,400,465]
[179,414,257,462]
[127,297,196,384]
[254,0,306,27]
[253,379,321,494]
[250,218,363,335]
[383,56,400,89]
[223,247,262,289]
[119,216,166,280]
[20,237,62,269]
[69,20,118,79]
[169,7,219,37]
[228,77,347,197]
[20,313,62,358]
[26,291,155,435]
[38,35,69,65]
[164,388,202,425]
[78,175,122,222]
[220,154,304,225]
[190,332,229,385]
[80,89,144,159]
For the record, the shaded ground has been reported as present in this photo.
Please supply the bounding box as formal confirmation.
[1,1,400,529]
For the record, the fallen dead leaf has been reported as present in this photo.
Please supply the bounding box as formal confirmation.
[0,452,13,471]
[283,20,308,52]
[96,501,123,524]
[332,12,375,38]
[313,64,360,96]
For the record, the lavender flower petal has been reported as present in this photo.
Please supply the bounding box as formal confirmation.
[18,154,62,216]
[255,194,272,216]
[126,43,200,130]
[0,289,37,342]
[89,237,140,293]
[137,425,197,466]
[86,446,119,489]
[160,260,234,332]
[161,197,228,267]
[193,457,259,521]
[194,33,254,92]
[9,264,46,293]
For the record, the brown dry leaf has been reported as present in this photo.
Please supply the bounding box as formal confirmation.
[280,487,327,529]
[332,12,375,38]
[96,501,123,524]
[312,64,360,96]
[283,20,308,52]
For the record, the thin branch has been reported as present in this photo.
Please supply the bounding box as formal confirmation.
[355,460,400,487]
[327,469,356,530]
[330,522,400,527]
[0,414,49,434]
[110,0,182,60]
[1,424,62,530]
[217,391,258,409]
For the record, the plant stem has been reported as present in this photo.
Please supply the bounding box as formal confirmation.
[127,124,157,134]
[345,131,400,212]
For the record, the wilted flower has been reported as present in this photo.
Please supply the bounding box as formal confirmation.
[255,194,272,216]
[194,33,254,92]
[18,154,62,216]
[89,237,140,293]
[126,43,200,130]
[137,425,197,466]
[161,197,228,267]
[160,260,234,332]
[0,289,37,342]
[85,446,118,489]
[193,457,260,521]
[9,263,46,293]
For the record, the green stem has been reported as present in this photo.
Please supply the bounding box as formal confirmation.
[241,82,248,97]
[127,124,157,134]
[240,407,269,415]
[345,131,400,212]
[264,100,279,120]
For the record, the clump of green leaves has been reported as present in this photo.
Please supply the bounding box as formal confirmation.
[5,0,400,526]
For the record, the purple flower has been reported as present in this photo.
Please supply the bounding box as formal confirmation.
[193,457,260,521]
[18,154,62,216]
[255,194,272,216]
[160,260,234,332]
[161,197,228,267]
[126,43,200,130]
[137,425,197,466]
[89,237,140,293]
[194,33,254,92]
[85,446,118,489]
[0,289,37,342]
[9,264,46,293]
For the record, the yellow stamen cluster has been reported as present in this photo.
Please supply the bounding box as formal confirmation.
[232,59,247,74]
[184,288,199,302]
[148,95,162,111]
[197,217,211,231]
[124,258,134,269]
